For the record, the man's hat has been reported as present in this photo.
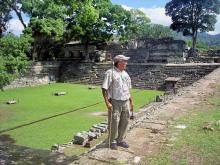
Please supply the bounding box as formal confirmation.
[113,55,130,62]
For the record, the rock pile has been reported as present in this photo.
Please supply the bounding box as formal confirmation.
[51,121,108,152]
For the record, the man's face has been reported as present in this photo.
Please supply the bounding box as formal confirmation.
[117,60,128,71]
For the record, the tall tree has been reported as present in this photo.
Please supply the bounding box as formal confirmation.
[65,0,132,60]
[66,0,99,60]
[165,0,220,53]
[125,9,151,40]
[22,0,72,60]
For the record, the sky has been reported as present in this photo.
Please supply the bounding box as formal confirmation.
[8,0,220,35]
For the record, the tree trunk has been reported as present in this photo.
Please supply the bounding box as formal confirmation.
[191,29,198,56]
[192,33,196,51]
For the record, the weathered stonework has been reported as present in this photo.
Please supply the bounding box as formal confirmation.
[104,38,187,63]
[4,61,61,90]
[60,62,220,90]
[4,38,220,90]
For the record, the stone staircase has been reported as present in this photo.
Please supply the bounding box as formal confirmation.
[60,62,220,90]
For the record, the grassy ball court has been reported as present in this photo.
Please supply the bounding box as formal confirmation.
[0,83,163,149]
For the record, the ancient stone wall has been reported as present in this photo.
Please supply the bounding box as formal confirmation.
[5,60,220,90]
[105,38,186,63]
[60,62,220,90]
[4,61,61,89]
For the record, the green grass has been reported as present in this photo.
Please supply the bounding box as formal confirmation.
[142,86,220,165]
[0,83,163,149]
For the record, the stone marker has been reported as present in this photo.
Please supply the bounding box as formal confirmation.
[97,123,108,129]
[54,92,66,96]
[73,132,89,145]
[92,124,107,133]
[6,100,17,104]
[88,86,96,90]
[51,144,59,151]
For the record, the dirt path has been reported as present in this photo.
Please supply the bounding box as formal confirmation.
[70,67,220,165]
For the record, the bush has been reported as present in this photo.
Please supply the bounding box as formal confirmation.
[0,34,33,90]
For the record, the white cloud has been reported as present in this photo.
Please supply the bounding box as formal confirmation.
[122,5,172,26]
[139,7,172,26]
[8,19,24,36]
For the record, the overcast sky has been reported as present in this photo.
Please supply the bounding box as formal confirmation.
[8,0,220,35]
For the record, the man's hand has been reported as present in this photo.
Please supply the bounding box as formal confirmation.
[106,101,113,111]
[102,88,113,111]
[129,97,134,120]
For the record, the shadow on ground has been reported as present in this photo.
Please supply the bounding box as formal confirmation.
[0,134,78,165]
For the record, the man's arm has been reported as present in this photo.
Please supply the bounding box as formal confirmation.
[102,88,113,111]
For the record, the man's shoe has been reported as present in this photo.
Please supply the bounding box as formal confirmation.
[117,141,129,148]
[110,143,118,150]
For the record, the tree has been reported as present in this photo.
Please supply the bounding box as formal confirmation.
[22,0,71,60]
[165,0,220,53]
[0,0,12,36]
[66,0,99,60]
[65,0,132,60]
[0,34,32,90]
[24,17,65,60]
[141,24,173,39]
[1,0,27,28]
[125,9,151,40]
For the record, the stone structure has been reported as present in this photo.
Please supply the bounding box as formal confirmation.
[64,41,107,62]
[60,62,220,90]
[5,61,220,91]
[106,38,187,63]
[165,77,181,94]
[64,38,187,63]
[4,38,220,90]
[4,61,61,90]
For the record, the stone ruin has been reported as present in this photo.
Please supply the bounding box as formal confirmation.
[4,38,220,94]
[64,38,187,63]
[105,37,187,63]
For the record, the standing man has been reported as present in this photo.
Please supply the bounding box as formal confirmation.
[102,54,134,150]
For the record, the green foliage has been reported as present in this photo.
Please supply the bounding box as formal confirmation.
[65,0,132,59]
[124,9,151,40]
[21,0,68,19]
[0,34,32,90]
[187,38,220,52]
[123,8,173,40]
[141,24,174,39]
[0,83,163,149]
[21,0,69,60]
[25,18,64,41]
[165,0,220,50]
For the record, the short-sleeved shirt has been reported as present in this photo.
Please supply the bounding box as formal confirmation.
[102,67,131,101]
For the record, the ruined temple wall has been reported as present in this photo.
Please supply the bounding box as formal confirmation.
[60,62,220,90]
[4,61,61,89]
[105,39,186,63]
[4,61,220,90]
